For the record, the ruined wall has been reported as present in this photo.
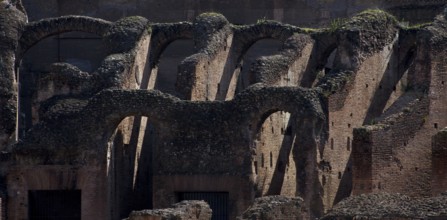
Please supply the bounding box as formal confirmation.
[7,166,108,219]
[316,10,402,209]
[3,5,447,220]
[352,13,447,198]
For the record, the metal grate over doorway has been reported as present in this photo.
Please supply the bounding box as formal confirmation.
[178,192,229,220]
[28,190,81,220]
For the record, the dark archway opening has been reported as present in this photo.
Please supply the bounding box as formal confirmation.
[18,31,106,138]
[152,39,194,97]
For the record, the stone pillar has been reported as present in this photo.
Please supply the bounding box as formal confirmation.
[0,1,27,149]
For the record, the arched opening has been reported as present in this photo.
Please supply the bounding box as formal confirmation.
[312,48,337,87]
[107,116,159,219]
[252,110,297,197]
[294,32,338,87]
[18,31,106,137]
[233,39,282,95]
[150,39,194,97]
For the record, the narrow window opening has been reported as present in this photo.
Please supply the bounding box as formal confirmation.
[434,123,438,129]
[261,153,264,168]
[366,84,369,88]
[338,172,342,179]
[269,152,273,168]
[330,138,334,150]
[347,137,351,151]
[348,123,351,128]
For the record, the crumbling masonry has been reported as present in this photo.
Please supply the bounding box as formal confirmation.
[2,0,447,219]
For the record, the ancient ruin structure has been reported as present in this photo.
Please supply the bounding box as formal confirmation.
[1,0,447,219]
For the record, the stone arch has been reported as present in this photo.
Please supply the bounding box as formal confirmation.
[17,16,112,61]
[154,39,194,96]
[234,39,283,94]
[148,23,193,68]
[17,29,107,136]
[78,90,173,217]
[251,109,298,197]
[141,23,194,95]
[299,34,338,88]
[106,114,160,219]
[233,22,297,62]
[233,85,325,217]
[219,23,298,99]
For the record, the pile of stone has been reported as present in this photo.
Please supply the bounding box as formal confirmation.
[125,200,212,220]
[322,193,447,219]
[237,195,306,220]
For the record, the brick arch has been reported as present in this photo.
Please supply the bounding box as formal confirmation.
[17,16,112,61]
[233,85,325,131]
[232,22,298,63]
[234,85,325,214]
[82,90,176,151]
[250,109,296,197]
[148,23,193,67]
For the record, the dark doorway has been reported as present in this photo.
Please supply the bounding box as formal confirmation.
[178,192,229,220]
[28,190,81,220]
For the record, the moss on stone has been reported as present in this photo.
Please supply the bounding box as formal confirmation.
[340,9,398,31]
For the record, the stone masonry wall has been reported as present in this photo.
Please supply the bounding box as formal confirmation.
[3,5,447,220]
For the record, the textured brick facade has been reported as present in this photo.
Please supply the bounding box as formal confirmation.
[1,1,447,220]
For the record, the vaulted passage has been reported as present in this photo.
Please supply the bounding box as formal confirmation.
[28,190,81,220]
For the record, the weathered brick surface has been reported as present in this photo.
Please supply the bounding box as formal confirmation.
[2,5,447,220]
